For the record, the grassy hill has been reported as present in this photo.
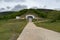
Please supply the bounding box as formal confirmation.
[1,9,60,23]
[0,9,60,40]
[0,9,54,19]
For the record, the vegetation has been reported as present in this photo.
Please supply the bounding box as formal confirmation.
[0,8,60,40]
[33,9,60,22]
[47,11,60,22]
[0,19,27,40]
[34,21,60,32]
[0,9,28,20]
[1,9,60,21]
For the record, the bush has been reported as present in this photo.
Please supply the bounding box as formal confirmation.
[47,11,60,22]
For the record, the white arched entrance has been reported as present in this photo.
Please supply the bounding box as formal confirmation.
[26,15,35,22]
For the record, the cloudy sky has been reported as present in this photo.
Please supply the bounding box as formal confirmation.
[0,0,60,11]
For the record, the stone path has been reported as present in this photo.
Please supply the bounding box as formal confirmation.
[17,22,60,40]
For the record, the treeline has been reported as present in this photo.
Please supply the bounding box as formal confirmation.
[0,9,28,20]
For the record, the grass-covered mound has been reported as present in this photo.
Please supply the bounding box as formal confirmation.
[0,9,53,20]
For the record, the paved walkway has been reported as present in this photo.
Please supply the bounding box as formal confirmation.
[17,22,60,40]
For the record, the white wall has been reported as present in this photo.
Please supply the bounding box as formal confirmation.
[16,16,20,19]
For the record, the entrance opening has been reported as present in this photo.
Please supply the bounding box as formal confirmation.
[26,15,35,22]
[27,16,33,22]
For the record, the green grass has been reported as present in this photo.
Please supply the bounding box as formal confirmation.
[34,21,60,32]
[0,19,27,40]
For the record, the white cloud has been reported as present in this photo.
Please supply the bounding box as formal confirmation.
[11,4,27,11]
[0,0,25,2]
[0,0,60,12]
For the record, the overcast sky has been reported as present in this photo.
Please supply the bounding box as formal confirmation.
[0,0,60,11]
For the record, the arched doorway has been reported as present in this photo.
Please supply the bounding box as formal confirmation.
[26,15,35,22]
[27,16,33,22]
